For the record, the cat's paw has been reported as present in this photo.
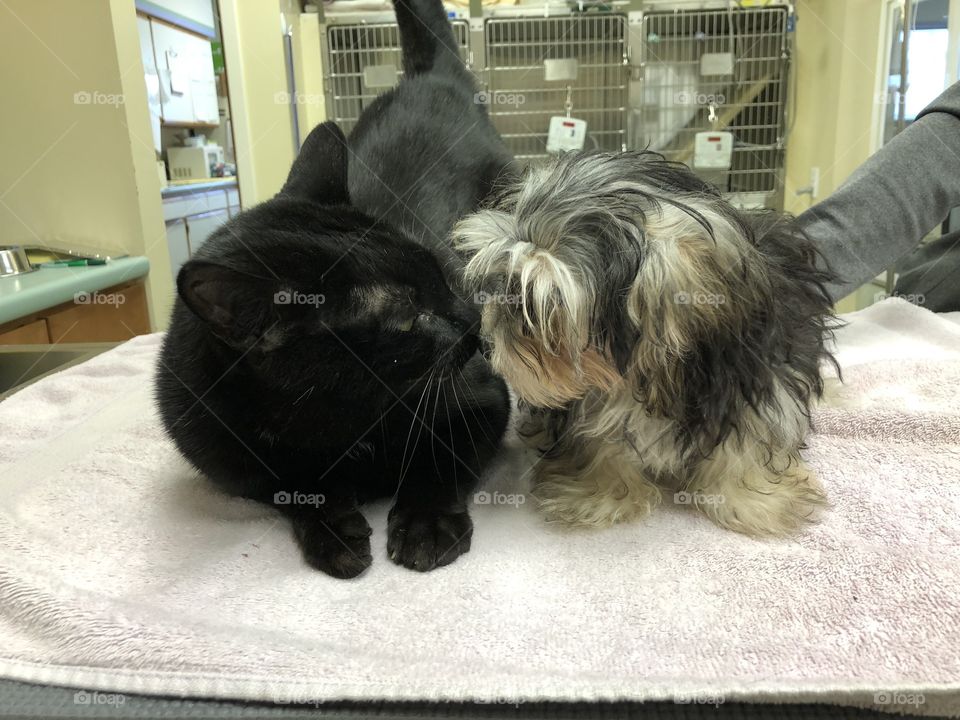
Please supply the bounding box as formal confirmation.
[294,510,373,579]
[387,507,472,571]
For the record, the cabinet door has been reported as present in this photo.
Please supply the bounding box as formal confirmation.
[184,32,219,124]
[47,283,150,344]
[151,21,195,123]
[0,319,49,345]
[151,21,218,125]
[166,218,190,281]
[186,209,229,255]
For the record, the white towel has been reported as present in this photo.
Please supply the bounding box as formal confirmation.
[0,298,958,716]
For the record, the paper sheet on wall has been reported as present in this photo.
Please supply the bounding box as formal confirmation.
[166,50,187,95]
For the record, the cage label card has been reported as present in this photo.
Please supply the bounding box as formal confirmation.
[546,116,587,153]
[694,131,734,169]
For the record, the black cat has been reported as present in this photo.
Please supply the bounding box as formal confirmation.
[155,0,512,579]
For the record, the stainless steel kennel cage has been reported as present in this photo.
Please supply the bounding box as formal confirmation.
[319,1,793,208]
[324,19,471,137]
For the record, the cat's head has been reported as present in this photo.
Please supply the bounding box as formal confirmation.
[175,121,479,401]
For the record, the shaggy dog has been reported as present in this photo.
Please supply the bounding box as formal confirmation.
[454,151,837,536]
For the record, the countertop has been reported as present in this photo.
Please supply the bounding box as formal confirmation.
[0,256,150,326]
[161,177,238,198]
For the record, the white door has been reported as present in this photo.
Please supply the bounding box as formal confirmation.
[166,218,190,281]
[186,209,229,255]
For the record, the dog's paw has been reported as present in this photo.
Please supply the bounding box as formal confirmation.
[295,510,373,579]
[387,507,473,571]
[533,457,661,528]
[695,466,827,537]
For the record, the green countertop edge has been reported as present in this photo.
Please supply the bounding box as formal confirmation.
[0,256,150,326]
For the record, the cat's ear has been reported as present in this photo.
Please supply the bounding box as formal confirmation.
[279,121,349,205]
[177,260,286,351]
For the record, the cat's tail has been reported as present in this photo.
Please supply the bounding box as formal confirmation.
[394,0,467,79]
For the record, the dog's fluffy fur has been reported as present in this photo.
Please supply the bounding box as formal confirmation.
[454,151,837,536]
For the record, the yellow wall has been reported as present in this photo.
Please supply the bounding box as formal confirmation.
[0,0,174,329]
[786,0,889,313]
[219,0,297,204]
[290,12,328,146]
[785,0,887,216]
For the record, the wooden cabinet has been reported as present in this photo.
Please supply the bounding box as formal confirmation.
[0,281,151,346]
[0,319,49,345]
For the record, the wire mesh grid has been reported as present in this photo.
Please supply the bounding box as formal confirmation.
[325,21,470,135]
[636,7,789,197]
[485,15,629,160]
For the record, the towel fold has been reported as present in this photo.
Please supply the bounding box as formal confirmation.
[0,298,958,716]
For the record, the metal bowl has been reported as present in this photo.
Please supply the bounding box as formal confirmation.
[0,246,35,277]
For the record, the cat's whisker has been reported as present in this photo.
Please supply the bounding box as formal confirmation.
[457,368,499,445]
[429,376,443,479]
[451,377,480,464]
[441,381,459,495]
[397,371,433,490]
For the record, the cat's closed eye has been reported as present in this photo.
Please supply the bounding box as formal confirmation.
[395,314,418,332]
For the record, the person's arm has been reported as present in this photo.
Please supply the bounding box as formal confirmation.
[798,82,960,301]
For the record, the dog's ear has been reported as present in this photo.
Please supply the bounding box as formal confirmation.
[626,206,761,417]
[279,121,349,205]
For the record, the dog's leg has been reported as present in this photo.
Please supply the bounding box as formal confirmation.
[684,435,826,536]
[533,437,662,527]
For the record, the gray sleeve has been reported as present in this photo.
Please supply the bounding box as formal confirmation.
[797,82,960,301]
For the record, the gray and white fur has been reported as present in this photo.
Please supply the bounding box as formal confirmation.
[454,151,838,535]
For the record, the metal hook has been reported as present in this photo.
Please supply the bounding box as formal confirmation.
[565,85,573,117]
[708,103,718,127]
